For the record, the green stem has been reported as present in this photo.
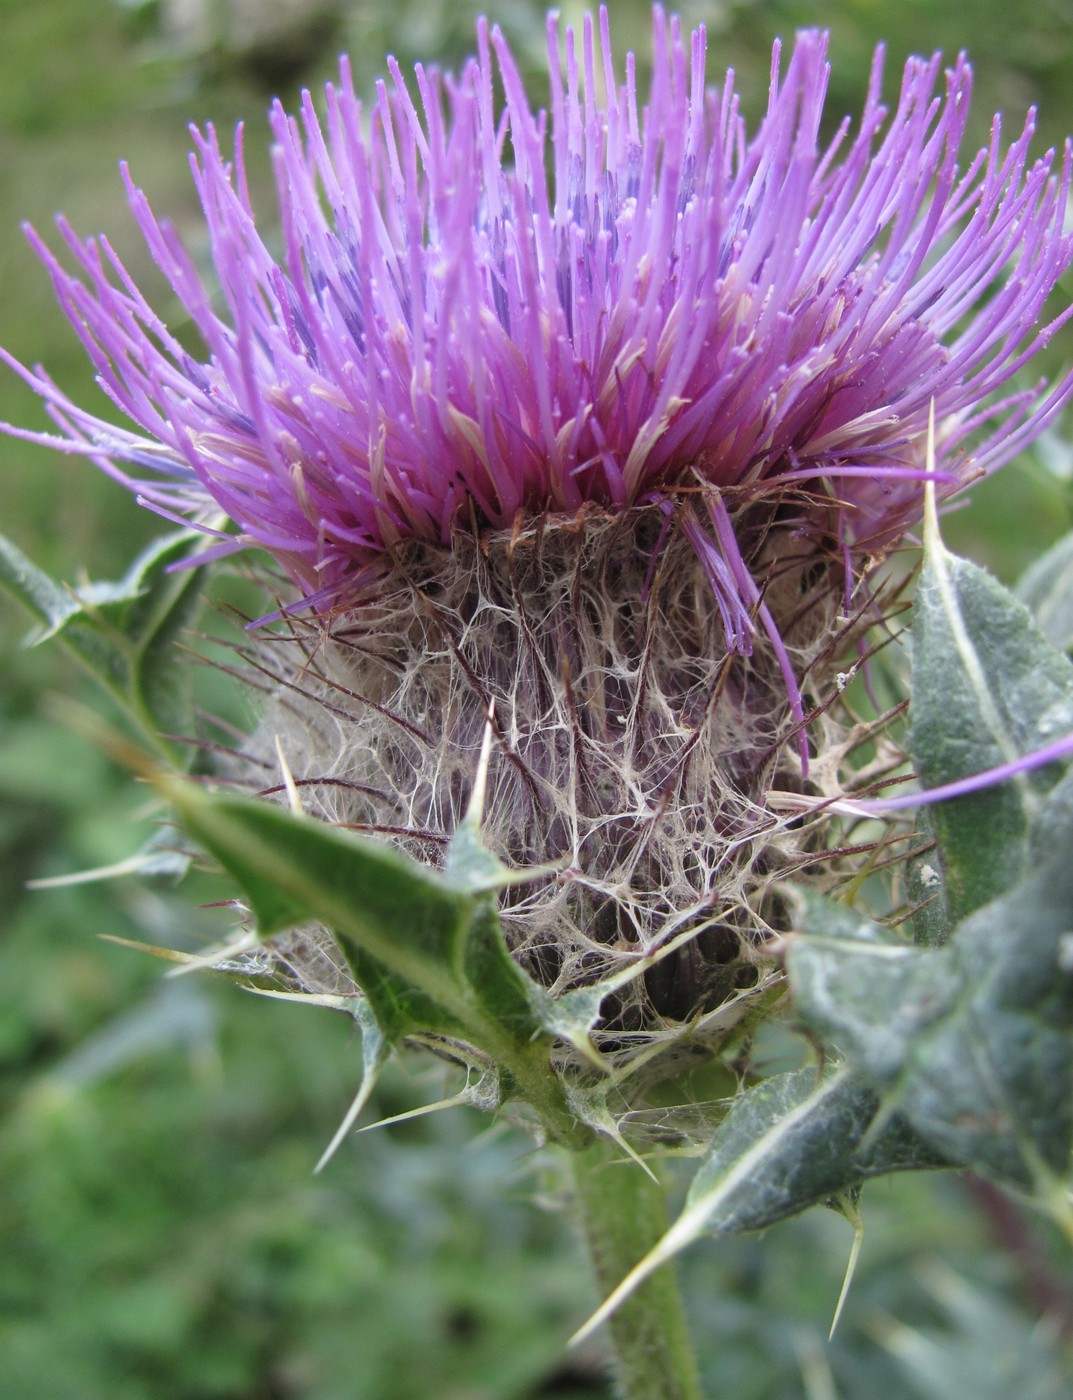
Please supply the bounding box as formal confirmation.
[480,1030,593,1150]
[571,1138,703,1400]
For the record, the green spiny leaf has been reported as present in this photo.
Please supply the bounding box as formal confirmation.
[0,528,207,756]
[572,1066,946,1341]
[157,778,474,1000]
[461,900,547,1043]
[155,776,586,1142]
[911,507,1073,919]
[787,782,1073,1189]
[121,534,209,742]
[901,846,1073,1184]
[786,915,957,1086]
[0,529,83,632]
[680,1067,948,1236]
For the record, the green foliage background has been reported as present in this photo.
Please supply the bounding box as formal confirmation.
[2,1,1073,1396]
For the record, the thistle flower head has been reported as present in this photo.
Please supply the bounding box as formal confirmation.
[7,9,1073,623]
[7,10,1073,1054]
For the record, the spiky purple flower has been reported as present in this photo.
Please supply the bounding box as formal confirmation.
[7,9,1073,629]
[7,10,1073,1044]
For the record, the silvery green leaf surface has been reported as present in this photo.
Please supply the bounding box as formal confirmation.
[0,528,206,756]
[790,887,893,945]
[681,1066,949,1236]
[905,816,950,947]
[1015,528,1073,652]
[902,847,1073,1183]
[786,905,959,1086]
[1032,768,1073,866]
[778,520,1073,1202]
[910,518,1073,920]
[787,783,1073,1188]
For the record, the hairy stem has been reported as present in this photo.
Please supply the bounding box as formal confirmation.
[571,1138,703,1400]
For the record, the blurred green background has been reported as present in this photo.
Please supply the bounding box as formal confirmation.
[2,2,1073,1397]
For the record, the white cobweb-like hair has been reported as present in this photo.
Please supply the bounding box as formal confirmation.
[226,501,902,1071]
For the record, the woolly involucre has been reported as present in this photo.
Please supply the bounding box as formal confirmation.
[248,504,898,1066]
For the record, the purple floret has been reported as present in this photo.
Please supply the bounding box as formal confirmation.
[5,7,1073,622]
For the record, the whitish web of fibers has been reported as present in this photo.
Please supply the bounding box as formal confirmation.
[243,504,864,1033]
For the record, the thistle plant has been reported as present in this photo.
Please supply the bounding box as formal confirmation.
[5,8,1073,1397]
